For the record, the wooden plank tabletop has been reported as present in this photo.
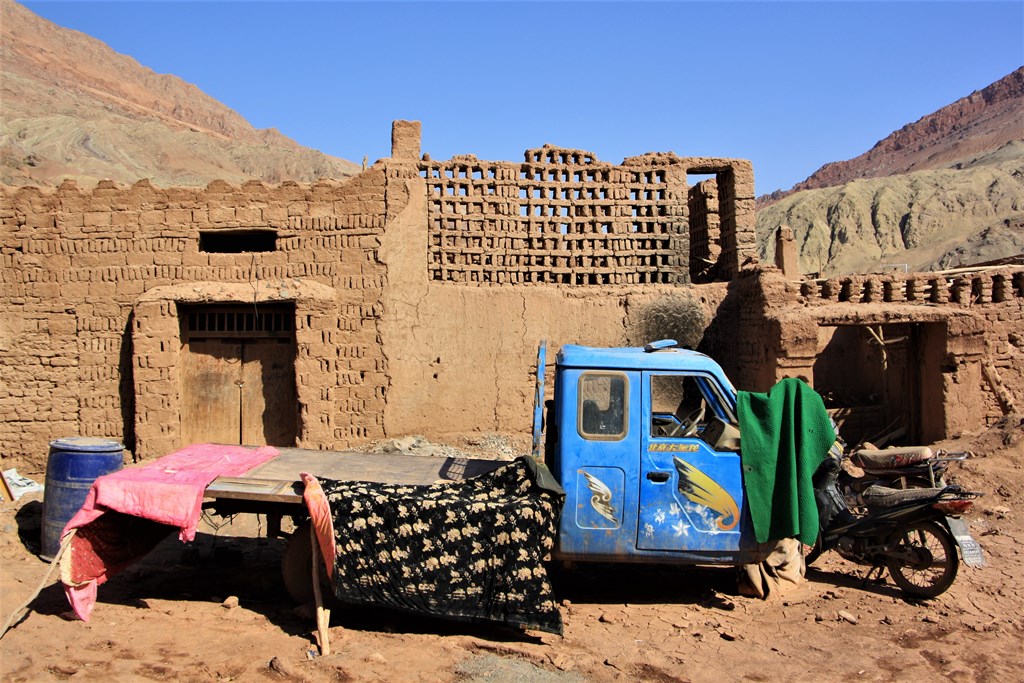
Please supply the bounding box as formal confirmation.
[205,447,511,504]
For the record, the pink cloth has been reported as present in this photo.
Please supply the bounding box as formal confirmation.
[300,472,336,579]
[60,444,278,621]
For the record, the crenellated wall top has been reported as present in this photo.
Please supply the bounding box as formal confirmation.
[0,173,369,205]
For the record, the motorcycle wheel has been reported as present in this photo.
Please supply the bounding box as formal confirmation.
[885,520,958,598]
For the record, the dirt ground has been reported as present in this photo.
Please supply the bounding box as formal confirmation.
[2,421,1022,683]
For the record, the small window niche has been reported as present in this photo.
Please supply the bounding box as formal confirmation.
[200,229,278,253]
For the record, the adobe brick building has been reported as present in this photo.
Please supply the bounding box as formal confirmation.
[2,121,1021,472]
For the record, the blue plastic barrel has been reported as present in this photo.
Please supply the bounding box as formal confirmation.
[41,437,124,560]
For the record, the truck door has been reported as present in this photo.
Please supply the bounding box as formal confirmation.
[637,372,750,558]
[555,367,643,559]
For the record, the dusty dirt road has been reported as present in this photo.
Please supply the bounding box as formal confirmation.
[2,420,1022,683]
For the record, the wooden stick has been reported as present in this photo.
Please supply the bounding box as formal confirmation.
[0,472,15,502]
[0,529,76,639]
[310,524,330,656]
[865,325,889,371]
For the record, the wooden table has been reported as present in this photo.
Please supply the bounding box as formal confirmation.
[205,447,509,506]
[201,447,512,654]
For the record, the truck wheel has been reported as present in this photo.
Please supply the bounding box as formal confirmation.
[281,523,333,605]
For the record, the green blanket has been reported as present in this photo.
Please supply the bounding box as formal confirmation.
[737,378,835,546]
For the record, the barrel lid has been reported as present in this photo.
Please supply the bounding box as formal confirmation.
[49,436,125,452]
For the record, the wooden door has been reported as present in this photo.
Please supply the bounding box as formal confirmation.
[241,340,296,447]
[180,339,243,445]
[179,304,297,447]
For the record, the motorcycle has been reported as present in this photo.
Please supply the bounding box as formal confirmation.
[809,452,985,598]
[841,445,971,508]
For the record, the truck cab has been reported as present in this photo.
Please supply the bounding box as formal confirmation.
[543,341,761,565]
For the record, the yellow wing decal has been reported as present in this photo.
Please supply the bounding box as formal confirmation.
[672,457,739,531]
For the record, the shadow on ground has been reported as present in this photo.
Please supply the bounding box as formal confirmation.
[550,561,740,607]
[14,500,43,556]
[15,516,756,648]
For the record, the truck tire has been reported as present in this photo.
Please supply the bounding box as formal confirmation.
[281,523,333,605]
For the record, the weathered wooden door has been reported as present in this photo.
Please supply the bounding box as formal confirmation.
[180,338,243,445]
[179,305,297,447]
[240,339,296,446]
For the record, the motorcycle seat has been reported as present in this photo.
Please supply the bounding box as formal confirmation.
[861,484,942,509]
[852,446,933,470]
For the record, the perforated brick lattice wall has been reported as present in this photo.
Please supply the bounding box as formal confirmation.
[420,146,689,285]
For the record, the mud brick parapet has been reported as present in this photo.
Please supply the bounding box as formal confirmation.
[800,269,1024,307]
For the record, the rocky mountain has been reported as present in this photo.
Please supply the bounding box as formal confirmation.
[760,68,1024,206]
[0,0,359,188]
[757,68,1024,276]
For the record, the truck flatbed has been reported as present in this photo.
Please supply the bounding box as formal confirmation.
[204,448,510,505]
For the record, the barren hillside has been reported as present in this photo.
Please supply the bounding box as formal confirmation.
[0,0,359,187]
[756,67,1024,276]
[757,142,1024,275]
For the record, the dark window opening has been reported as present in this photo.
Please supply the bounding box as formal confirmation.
[179,303,294,341]
[200,230,277,253]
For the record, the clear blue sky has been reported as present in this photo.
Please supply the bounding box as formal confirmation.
[22,1,1024,194]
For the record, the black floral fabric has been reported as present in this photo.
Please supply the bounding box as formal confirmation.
[317,457,565,634]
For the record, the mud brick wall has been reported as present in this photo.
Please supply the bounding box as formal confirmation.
[1,173,389,469]
[34,118,1023,474]
[790,267,1024,433]
[687,179,720,282]
[1,129,760,472]
[419,146,744,286]
[5,124,1018,474]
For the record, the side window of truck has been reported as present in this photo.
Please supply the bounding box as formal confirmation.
[578,372,628,440]
[650,374,707,439]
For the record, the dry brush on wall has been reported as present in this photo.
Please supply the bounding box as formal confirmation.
[628,294,708,351]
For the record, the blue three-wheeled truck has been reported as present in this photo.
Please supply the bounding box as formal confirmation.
[205,339,981,603]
